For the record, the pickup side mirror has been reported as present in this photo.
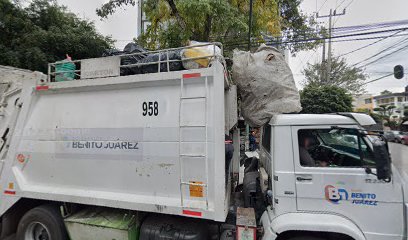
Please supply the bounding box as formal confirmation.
[372,139,391,182]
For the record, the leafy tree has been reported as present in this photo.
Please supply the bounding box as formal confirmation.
[399,106,408,131]
[300,85,353,114]
[384,120,398,130]
[374,105,396,119]
[96,0,322,52]
[302,56,367,94]
[0,0,114,73]
[373,104,398,129]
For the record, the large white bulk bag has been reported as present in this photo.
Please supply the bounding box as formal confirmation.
[232,45,302,126]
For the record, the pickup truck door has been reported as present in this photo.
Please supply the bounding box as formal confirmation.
[291,125,404,240]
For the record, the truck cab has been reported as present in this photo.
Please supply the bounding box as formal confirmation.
[258,114,404,240]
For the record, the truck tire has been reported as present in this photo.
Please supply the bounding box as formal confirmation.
[16,204,68,240]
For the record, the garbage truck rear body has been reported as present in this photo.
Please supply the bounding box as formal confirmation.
[0,50,235,220]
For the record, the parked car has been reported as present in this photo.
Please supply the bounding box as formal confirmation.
[400,133,408,145]
[395,131,407,143]
[384,131,400,142]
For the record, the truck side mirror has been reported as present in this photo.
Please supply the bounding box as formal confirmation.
[372,139,391,182]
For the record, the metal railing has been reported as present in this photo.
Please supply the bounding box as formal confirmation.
[47,42,224,82]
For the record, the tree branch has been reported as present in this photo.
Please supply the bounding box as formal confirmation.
[165,0,186,29]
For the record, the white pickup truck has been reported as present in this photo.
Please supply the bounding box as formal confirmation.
[0,45,401,240]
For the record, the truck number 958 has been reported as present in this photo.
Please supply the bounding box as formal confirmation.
[142,101,159,116]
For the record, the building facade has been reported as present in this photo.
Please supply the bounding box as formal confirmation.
[352,94,374,113]
[373,86,408,119]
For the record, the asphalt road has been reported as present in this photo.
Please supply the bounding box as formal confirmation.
[389,142,408,179]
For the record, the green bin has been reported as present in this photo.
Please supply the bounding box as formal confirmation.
[55,60,76,82]
[64,207,140,240]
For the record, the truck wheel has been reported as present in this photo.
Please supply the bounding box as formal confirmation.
[16,204,68,240]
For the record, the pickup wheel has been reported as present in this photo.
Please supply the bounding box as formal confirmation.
[16,204,68,240]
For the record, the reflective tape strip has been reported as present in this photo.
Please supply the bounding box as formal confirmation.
[36,85,49,91]
[4,190,16,195]
[183,73,201,79]
[182,209,202,217]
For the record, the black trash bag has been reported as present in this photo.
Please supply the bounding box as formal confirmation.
[137,50,184,74]
[103,42,185,75]
[102,49,123,57]
[120,43,148,75]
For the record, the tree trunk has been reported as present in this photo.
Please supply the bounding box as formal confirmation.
[165,0,186,29]
[203,14,212,42]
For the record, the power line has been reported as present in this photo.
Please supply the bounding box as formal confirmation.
[354,36,408,67]
[299,49,319,72]
[359,42,408,68]
[338,29,405,57]
[317,0,328,13]
[223,34,407,51]
[364,73,394,85]
[333,0,348,26]
[210,19,408,42]
[344,0,355,11]
[334,0,347,11]
[223,27,408,49]
[295,48,319,71]
[222,33,408,52]
[331,19,408,34]
[283,27,408,44]
[330,32,408,43]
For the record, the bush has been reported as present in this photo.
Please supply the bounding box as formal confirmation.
[300,85,353,114]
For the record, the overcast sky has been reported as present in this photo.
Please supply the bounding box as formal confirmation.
[58,0,408,95]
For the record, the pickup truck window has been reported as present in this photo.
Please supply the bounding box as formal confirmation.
[298,129,375,168]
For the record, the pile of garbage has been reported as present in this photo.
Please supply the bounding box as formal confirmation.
[103,42,301,127]
[103,41,221,76]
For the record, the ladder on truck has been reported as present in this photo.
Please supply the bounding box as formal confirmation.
[178,73,209,211]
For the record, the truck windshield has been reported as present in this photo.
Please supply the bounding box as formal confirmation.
[298,129,375,168]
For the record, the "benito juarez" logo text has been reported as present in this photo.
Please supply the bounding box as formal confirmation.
[72,141,139,150]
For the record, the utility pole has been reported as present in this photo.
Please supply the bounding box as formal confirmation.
[316,8,346,83]
[321,40,326,82]
[137,0,145,36]
[327,9,333,79]
[248,0,254,51]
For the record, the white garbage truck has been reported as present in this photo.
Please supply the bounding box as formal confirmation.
[0,44,401,240]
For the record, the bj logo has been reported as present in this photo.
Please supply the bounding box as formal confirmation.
[325,185,348,204]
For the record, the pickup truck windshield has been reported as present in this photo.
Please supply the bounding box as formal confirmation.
[298,129,376,168]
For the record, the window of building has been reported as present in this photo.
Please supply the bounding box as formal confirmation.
[379,97,395,104]
[398,97,404,102]
[298,129,375,168]
[364,98,372,104]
